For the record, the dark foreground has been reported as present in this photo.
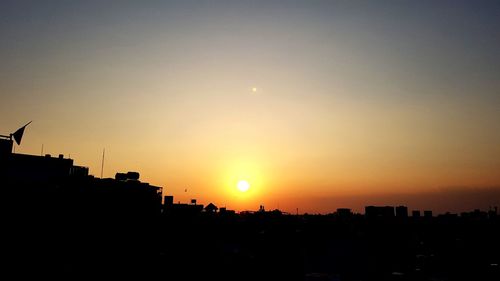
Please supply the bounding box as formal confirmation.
[3,184,500,281]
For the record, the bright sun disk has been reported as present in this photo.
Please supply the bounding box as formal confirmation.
[237,180,250,192]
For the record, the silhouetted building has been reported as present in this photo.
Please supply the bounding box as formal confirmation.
[0,138,13,157]
[84,174,163,215]
[461,209,488,219]
[395,206,408,217]
[1,126,162,216]
[488,206,498,218]
[4,153,88,184]
[2,124,92,183]
[164,195,174,206]
[336,208,353,218]
[365,206,395,218]
[412,210,421,218]
[424,210,433,218]
[205,203,218,213]
[270,209,283,215]
[169,203,204,214]
[439,212,459,219]
[162,195,204,215]
[218,207,236,215]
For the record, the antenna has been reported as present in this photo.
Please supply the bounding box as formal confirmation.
[1,121,32,147]
[41,144,44,156]
[100,148,105,178]
[11,121,32,145]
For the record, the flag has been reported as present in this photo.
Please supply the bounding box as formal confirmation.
[12,121,31,145]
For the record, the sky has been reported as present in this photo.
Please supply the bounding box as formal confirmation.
[1,0,500,213]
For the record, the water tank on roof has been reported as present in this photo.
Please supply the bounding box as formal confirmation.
[115,173,127,181]
[126,171,140,180]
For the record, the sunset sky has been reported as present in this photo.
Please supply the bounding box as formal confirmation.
[1,1,500,213]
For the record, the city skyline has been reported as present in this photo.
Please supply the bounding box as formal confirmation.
[2,1,500,213]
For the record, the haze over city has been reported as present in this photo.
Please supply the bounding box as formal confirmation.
[1,0,500,213]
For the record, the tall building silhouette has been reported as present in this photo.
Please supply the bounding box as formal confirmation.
[396,206,408,217]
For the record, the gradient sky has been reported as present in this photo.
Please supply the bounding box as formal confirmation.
[1,1,500,213]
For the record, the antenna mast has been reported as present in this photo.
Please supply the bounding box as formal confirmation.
[100,148,105,178]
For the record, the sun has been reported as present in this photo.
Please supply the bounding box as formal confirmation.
[237,180,250,192]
